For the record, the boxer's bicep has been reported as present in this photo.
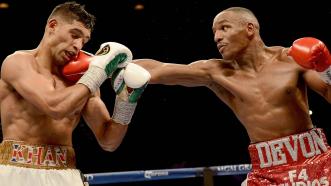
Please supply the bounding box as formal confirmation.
[303,70,331,102]
[1,54,57,112]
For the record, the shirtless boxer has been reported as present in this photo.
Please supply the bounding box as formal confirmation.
[44,6,331,185]
[0,2,150,186]
[133,7,331,186]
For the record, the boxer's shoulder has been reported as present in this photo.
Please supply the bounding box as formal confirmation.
[3,50,36,66]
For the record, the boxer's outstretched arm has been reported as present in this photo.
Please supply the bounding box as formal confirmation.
[1,52,90,119]
[82,92,128,152]
[133,59,212,87]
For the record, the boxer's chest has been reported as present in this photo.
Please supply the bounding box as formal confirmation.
[227,61,301,106]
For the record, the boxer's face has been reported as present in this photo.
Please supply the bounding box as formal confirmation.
[212,11,250,60]
[48,18,91,65]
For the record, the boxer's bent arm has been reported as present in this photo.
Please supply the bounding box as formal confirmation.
[82,94,128,152]
[303,70,331,103]
[1,53,90,119]
[133,59,212,87]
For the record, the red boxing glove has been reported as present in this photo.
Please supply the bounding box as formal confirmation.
[62,50,92,82]
[288,37,331,72]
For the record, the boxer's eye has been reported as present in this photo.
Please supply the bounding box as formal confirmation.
[71,34,79,39]
[221,25,229,31]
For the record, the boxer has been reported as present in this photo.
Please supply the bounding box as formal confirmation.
[0,2,149,186]
[129,7,331,185]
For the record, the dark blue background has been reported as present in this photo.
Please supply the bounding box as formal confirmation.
[1,0,330,185]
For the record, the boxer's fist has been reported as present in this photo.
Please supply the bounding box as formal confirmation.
[62,50,92,82]
[77,42,133,93]
[111,63,150,103]
[91,42,132,72]
[111,63,151,125]
[288,37,331,84]
[288,37,331,72]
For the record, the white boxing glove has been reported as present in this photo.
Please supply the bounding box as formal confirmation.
[77,42,132,93]
[111,63,151,125]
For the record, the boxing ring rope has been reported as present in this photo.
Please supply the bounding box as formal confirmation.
[84,164,252,185]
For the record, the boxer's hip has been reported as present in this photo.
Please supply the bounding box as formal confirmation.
[0,140,76,169]
[248,128,330,169]
[247,128,331,185]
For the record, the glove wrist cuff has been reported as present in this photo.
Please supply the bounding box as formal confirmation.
[77,66,107,93]
[112,96,137,125]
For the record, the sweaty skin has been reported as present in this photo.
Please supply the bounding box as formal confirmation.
[0,50,87,145]
[134,10,331,143]
[0,17,127,151]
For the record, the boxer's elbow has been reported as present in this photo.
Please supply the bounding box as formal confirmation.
[96,121,128,152]
[99,142,120,152]
[98,134,124,152]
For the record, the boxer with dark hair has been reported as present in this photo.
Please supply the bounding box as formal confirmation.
[0,1,150,186]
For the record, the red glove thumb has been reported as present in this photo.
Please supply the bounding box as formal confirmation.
[62,50,92,82]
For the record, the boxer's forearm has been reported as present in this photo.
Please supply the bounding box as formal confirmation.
[5,72,91,119]
[98,120,128,152]
[42,84,91,118]
[133,59,210,86]
[82,95,129,152]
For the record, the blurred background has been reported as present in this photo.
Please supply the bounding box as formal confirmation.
[0,0,331,185]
